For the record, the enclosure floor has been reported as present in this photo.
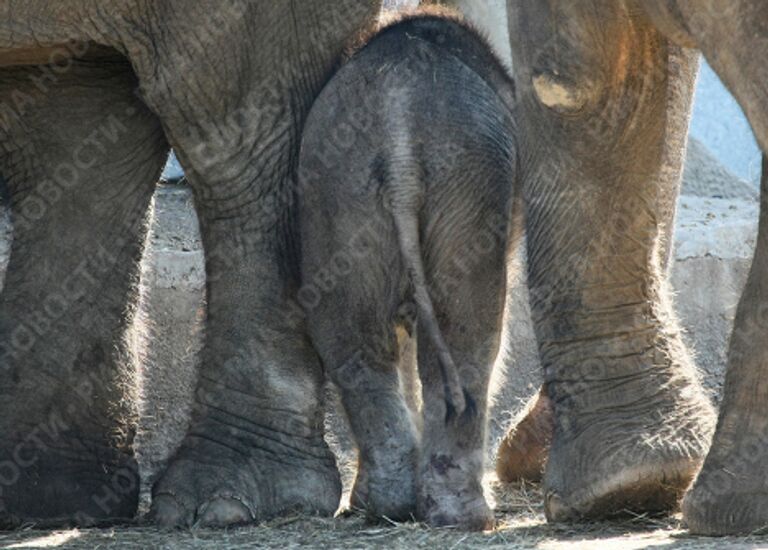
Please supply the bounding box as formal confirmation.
[2,482,766,550]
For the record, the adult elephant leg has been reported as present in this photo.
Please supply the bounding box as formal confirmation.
[0,56,167,526]
[496,180,682,485]
[507,1,715,521]
[150,203,343,528]
[682,155,768,535]
[496,386,552,483]
[638,0,768,535]
[496,0,694,487]
[683,158,768,535]
[141,1,382,528]
[641,0,768,153]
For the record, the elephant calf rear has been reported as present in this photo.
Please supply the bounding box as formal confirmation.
[298,9,518,529]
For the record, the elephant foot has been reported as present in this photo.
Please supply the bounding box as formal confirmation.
[150,434,341,528]
[418,476,493,531]
[418,453,494,531]
[349,451,417,521]
[682,419,768,535]
[545,458,693,522]
[683,477,768,536]
[496,386,553,483]
[0,442,139,529]
[543,388,714,522]
[420,495,493,531]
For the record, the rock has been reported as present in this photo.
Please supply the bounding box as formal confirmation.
[490,246,539,444]
[144,184,205,290]
[690,60,762,184]
[675,195,758,260]
[160,151,185,184]
[383,0,417,9]
[682,137,758,200]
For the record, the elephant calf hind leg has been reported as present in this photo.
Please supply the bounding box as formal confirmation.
[416,224,510,531]
[305,231,418,522]
[0,57,168,526]
[321,327,419,522]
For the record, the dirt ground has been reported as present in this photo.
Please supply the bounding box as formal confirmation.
[2,481,768,550]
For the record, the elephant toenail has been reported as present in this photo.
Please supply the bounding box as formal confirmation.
[545,491,574,522]
[151,493,190,529]
[196,497,254,528]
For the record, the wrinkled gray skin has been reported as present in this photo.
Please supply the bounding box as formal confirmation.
[0,0,382,528]
[299,14,518,529]
[495,0,768,536]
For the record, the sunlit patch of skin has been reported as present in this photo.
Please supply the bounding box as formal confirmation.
[532,74,587,113]
[533,74,587,114]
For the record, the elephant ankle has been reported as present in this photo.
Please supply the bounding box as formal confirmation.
[543,325,714,434]
[683,416,768,535]
[0,438,139,528]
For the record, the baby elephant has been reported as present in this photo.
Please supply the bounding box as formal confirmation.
[298,10,518,529]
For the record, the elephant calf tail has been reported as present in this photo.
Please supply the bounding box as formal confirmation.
[391,198,467,419]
